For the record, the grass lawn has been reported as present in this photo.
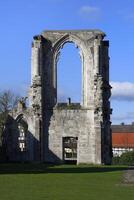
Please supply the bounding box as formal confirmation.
[0,164,133,200]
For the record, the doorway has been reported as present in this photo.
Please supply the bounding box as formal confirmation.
[63,137,78,163]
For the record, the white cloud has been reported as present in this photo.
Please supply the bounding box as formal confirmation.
[79,5,100,20]
[111,81,134,101]
[112,112,134,121]
[57,89,68,102]
[80,6,99,14]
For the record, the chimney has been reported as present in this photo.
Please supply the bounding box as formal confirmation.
[67,97,71,105]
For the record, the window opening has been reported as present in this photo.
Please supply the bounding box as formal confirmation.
[63,137,78,161]
[18,120,27,152]
[57,43,81,103]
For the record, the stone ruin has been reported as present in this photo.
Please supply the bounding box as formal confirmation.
[2,30,112,164]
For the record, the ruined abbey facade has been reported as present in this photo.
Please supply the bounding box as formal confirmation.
[3,30,112,164]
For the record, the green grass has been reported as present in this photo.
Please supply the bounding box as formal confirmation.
[0,164,133,200]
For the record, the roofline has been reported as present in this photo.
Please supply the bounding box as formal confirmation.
[41,29,106,36]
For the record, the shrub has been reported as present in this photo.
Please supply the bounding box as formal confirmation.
[112,151,134,165]
[112,156,120,165]
[120,151,134,165]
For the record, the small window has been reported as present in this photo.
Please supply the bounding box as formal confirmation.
[63,137,78,161]
[17,121,27,152]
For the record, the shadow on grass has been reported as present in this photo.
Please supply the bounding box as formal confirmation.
[0,163,128,175]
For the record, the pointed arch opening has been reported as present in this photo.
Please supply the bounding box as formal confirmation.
[56,42,82,104]
[16,114,28,152]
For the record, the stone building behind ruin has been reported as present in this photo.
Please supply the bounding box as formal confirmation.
[2,30,112,164]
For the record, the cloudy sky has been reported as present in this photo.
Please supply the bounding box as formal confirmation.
[0,0,134,124]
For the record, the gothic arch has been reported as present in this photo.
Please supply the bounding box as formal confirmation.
[52,33,94,106]
[15,114,28,152]
[15,114,28,124]
[29,30,112,164]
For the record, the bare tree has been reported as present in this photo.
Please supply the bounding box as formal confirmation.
[0,90,20,144]
[0,90,19,113]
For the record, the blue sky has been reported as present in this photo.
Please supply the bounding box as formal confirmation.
[0,0,134,124]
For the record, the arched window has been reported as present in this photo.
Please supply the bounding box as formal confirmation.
[57,43,81,103]
[16,115,28,152]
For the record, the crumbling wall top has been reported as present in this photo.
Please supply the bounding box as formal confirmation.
[40,29,106,42]
[41,29,105,34]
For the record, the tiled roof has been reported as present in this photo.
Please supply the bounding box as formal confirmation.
[111,124,134,133]
[112,133,134,148]
[112,124,134,148]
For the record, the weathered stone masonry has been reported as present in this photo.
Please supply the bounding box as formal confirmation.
[3,30,112,164]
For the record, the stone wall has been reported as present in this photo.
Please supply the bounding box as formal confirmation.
[45,108,97,164]
[3,30,112,164]
[30,30,112,164]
